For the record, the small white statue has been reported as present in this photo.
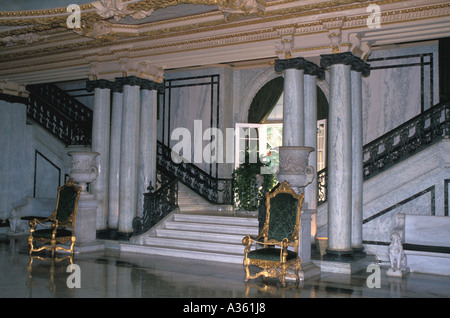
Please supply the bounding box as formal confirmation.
[9,197,32,235]
[387,230,409,277]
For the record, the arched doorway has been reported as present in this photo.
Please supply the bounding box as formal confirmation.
[236,77,329,172]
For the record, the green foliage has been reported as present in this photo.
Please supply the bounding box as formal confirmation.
[232,150,277,211]
[232,163,260,211]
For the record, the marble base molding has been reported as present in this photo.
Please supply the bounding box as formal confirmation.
[314,255,377,275]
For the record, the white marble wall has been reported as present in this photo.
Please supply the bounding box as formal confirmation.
[362,43,439,144]
[0,100,73,220]
[162,67,234,179]
[317,139,450,261]
[0,101,33,220]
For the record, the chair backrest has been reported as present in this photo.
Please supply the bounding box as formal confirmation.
[53,179,81,225]
[262,181,304,243]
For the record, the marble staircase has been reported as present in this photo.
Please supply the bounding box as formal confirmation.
[316,138,450,275]
[124,210,258,264]
[177,183,233,213]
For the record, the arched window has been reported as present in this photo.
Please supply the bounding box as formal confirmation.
[236,78,329,172]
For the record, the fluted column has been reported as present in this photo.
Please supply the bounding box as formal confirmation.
[116,77,141,238]
[107,84,124,235]
[86,79,112,231]
[320,52,354,261]
[351,58,370,256]
[137,81,163,218]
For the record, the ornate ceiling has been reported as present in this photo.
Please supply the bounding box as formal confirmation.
[0,0,449,84]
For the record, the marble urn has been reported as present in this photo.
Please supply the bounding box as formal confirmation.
[68,151,100,193]
[276,146,315,192]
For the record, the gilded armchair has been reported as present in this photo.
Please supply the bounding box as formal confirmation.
[242,181,304,287]
[28,179,81,257]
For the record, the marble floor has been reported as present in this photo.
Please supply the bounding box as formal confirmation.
[1,235,450,300]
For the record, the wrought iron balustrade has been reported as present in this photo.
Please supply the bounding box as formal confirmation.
[132,171,178,236]
[156,141,233,205]
[26,83,92,146]
[318,102,450,205]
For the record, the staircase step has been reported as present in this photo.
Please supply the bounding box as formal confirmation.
[164,221,258,235]
[173,214,258,227]
[120,243,244,264]
[144,237,245,254]
[155,229,248,245]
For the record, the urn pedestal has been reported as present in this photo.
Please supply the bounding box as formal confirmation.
[276,146,320,279]
[68,151,103,251]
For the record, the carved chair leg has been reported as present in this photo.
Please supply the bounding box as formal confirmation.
[281,263,287,287]
[50,238,56,258]
[295,260,301,282]
[28,235,34,255]
[243,261,250,282]
[70,236,76,255]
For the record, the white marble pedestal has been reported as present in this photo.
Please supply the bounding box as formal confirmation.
[386,267,410,278]
[313,255,377,275]
[299,208,320,279]
[74,194,104,253]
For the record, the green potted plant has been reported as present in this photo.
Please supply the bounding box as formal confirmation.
[232,148,276,212]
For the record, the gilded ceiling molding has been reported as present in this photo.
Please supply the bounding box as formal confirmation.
[91,0,153,21]
[0,33,47,47]
[0,1,449,75]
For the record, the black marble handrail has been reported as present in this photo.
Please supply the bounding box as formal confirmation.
[26,83,92,146]
[156,140,233,205]
[318,102,450,205]
[132,172,178,236]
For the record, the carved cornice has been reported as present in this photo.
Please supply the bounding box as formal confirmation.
[320,52,370,77]
[0,80,29,97]
[274,57,325,80]
[0,1,448,82]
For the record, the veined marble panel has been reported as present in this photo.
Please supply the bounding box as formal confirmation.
[162,68,234,178]
[404,215,450,247]
[0,101,34,220]
[363,188,433,244]
[362,43,439,144]
[34,150,61,198]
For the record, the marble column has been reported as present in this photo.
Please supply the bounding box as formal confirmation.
[351,58,370,256]
[320,52,354,261]
[108,85,124,235]
[137,81,162,218]
[117,77,141,238]
[86,80,112,232]
[303,66,325,238]
[275,58,305,147]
